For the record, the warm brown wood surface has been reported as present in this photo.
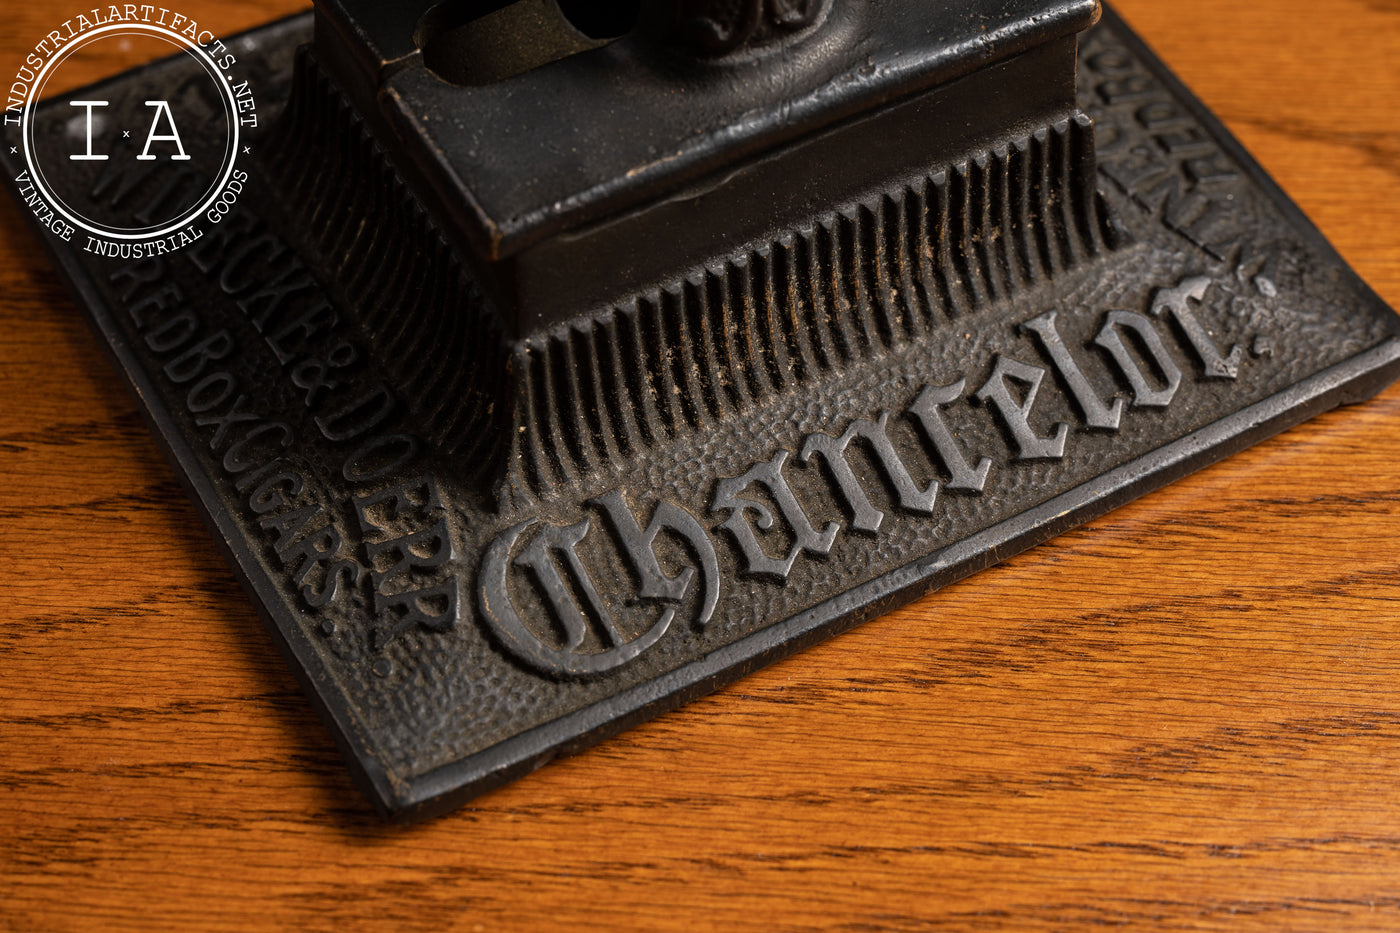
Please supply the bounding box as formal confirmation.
[4,2,1400,930]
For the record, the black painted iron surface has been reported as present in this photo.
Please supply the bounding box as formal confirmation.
[4,6,1399,821]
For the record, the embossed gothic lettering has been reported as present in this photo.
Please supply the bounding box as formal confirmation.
[1022,310,1124,431]
[905,379,993,493]
[591,490,719,628]
[514,520,617,650]
[481,520,667,677]
[1151,277,1242,380]
[1093,309,1182,407]
[975,356,1069,460]
[712,451,839,581]
[800,411,939,535]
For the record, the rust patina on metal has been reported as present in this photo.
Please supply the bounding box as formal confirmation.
[5,0,1398,820]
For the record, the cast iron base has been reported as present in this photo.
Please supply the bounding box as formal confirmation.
[5,9,1398,821]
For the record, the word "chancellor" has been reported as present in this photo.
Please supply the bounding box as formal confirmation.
[480,275,1249,678]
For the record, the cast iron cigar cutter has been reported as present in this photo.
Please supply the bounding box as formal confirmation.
[6,0,1398,820]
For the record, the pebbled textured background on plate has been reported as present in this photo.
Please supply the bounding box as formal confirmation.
[4,0,1400,928]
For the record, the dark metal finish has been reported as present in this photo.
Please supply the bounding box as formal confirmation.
[316,0,1098,333]
[639,0,833,58]
[5,3,1398,821]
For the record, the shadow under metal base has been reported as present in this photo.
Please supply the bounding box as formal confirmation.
[6,8,1399,821]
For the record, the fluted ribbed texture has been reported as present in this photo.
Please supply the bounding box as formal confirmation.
[267,50,508,490]
[266,52,1117,504]
[507,115,1120,496]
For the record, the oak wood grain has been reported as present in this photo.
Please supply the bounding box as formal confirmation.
[3,1,1400,930]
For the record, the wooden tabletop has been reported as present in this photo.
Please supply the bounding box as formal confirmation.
[4,1,1400,929]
